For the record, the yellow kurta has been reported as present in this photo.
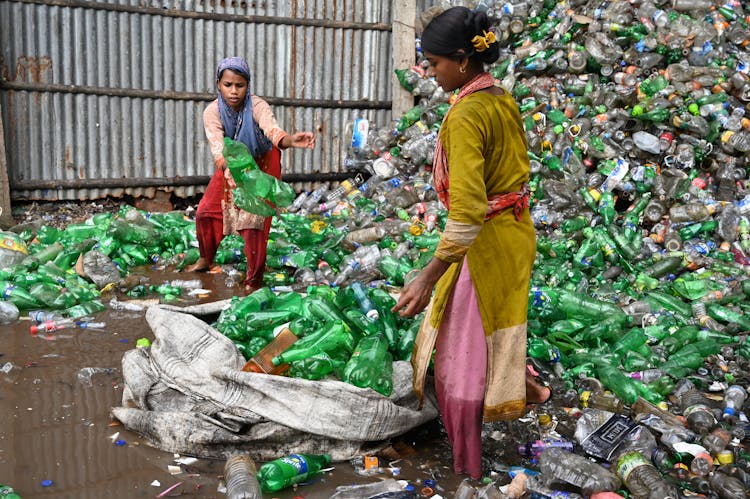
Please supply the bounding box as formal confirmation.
[412,90,536,421]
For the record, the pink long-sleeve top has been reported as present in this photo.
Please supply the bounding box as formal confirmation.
[203,96,289,162]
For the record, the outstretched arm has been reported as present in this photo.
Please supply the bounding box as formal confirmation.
[280,132,316,149]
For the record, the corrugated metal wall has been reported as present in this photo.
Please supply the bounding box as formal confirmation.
[0,0,400,201]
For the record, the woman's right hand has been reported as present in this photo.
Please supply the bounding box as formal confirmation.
[391,256,451,317]
[391,274,435,317]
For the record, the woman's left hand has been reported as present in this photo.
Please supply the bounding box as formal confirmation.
[286,132,316,149]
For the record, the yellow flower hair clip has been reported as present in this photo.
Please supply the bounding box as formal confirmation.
[471,30,497,53]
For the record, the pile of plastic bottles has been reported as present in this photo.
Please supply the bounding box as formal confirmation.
[0,204,208,317]
[330,0,750,496]
[214,283,421,396]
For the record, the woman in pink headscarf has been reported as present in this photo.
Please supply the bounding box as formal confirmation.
[187,57,315,293]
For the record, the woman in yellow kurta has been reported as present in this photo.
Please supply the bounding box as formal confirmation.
[391,6,546,479]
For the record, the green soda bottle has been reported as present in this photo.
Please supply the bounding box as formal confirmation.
[395,318,421,361]
[305,296,350,325]
[257,453,331,492]
[288,349,348,380]
[0,281,42,309]
[557,288,626,322]
[245,310,298,330]
[527,337,561,363]
[706,303,750,330]
[612,328,651,360]
[638,255,683,279]
[232,189,275,217]
[560,215,590,234]
[598,190,616,225]
[66,299,106,318]
[343,333,394,396]
[396,105,423,132]
[236,337,269,360]
[343,308,380,337]
[596,363,640,404]
[271,321,354,365]
[216,287,275,329]
[644,290,692,318]
[0,484,21,499]
[368,288,400,349]
[22,241,64,268]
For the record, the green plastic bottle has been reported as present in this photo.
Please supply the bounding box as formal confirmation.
[271,321,354,365]
[560,215,590,234]
[66,299,106,318]
[598,190,616,225]
[596,363,640,405]
[556,288,626,321]
[0,281,42,310]
[395,319,420,361]
[343,333,394,396]
[706,303,750,330]
[0,484,21,499]
[288,350,348,380]
[256,453,331,492]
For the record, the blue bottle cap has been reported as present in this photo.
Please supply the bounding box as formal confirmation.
[424,478,436,487]
[41,480,53,487]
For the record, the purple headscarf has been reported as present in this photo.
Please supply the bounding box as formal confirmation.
[216,57,272,158]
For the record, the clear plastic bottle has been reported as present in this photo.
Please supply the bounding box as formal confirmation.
[632,131,661,154]
[329,478,404,498]
[668,202,713,223]
[526,474,584,499]
[709,471,748,499]
[615,451,681,499]
[678,388,718,434]
[722,384,747,420]
[717,204,740,243]
[0,301,20,325]
[539,447,621,496]
[224,454,262,499]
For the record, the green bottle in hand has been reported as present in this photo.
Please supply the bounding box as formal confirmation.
[257,453,331,492]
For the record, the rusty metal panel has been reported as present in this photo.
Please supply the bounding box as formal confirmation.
[0,0,395,201]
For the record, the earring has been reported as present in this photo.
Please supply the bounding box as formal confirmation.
[459,66,466,73]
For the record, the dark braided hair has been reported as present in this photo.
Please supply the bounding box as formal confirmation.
[421,6,500,65]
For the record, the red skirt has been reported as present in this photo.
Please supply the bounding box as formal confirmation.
[194,147,281,287]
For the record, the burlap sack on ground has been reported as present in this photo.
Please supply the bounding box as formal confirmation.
[112,305,438,461]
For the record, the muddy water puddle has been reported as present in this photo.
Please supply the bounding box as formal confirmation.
[0,268,478,498]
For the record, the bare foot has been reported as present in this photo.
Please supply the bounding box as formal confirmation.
[525,371,552,405]
[184,257,209,272]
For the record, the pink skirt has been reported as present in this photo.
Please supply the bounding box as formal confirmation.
[434,258,487,479]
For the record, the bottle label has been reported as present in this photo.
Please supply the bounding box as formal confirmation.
[580,413,639,460]
[616,451,650,482]
[281,454,308,475]
[351,118,369,149]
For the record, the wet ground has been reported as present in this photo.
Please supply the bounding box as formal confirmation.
[0,264,481,499]
[0,199,554,498]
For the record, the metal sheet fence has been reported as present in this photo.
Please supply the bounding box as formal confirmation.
[0,0,397,200]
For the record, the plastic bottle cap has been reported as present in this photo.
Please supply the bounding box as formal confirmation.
[716,450,734,464]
